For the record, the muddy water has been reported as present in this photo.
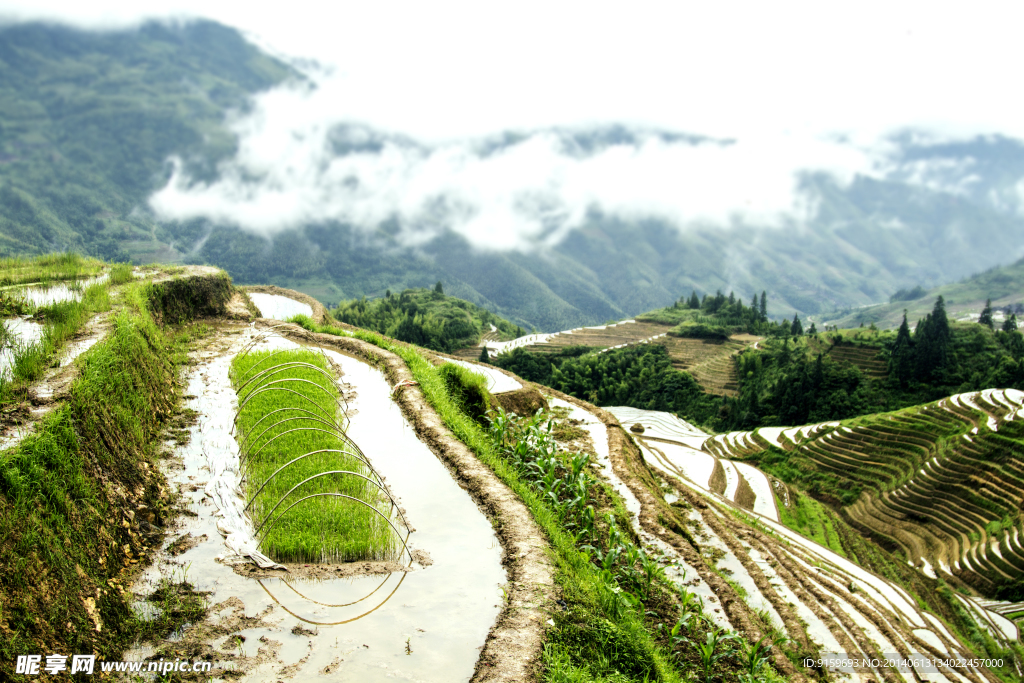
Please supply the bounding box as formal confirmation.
[130,328,504,682]
[0,317,43,377]
[249,293,313,321]
[5,275,108,307]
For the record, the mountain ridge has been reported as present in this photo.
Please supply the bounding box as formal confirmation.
[3,20,1024,331]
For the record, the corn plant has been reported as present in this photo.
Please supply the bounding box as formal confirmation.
[737,635,785,682]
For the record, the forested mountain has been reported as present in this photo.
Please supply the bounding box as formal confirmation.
[3,21,1024,331]
[331,285,524,353]
[0,20,291,260]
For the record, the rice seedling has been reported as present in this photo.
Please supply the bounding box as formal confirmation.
[231,348,402,563]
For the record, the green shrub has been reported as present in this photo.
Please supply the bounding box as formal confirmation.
[146,274,232,324]
[668,322,730,340]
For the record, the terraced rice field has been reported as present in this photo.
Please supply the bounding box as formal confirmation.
[828,343,889,379]
[477,320,756,396]
[69,281,1018,682]
[609,406,780,521]
[128,322,510,681]
[598,404,1019,681]
[656,335,750,396]
[704,389,1024,602]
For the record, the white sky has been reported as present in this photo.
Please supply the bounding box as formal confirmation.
[2,0,1020,141]
[3,1,1023,245]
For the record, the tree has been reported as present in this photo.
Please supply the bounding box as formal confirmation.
[912,297,950,382]
[689,291,700,309]
[790,314,803,336]
[1004,314,1019,332]
[759,291,767,321]
[434,281,444,295]
[808,322,817,335]
[479,345,490,362]
[979,298,994,329]
[890,311,912,386]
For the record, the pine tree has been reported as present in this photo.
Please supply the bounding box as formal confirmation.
[912,297,950,382]
[434,281,444,295]
[979,298,994,329]
[1004,314,1019,332]
[890,311,912,386]
[759,291,767,321]
[791,314,803,336]
[808,322,817,335]
[479,345,490,363]
[689,291,700,309]
[932,295,951,348]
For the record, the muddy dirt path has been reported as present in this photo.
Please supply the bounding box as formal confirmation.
[127,325,513,682]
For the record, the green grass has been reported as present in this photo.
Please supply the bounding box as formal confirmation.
[109,263,134,285]
[231,348,398,563]
[0,252,104,287]
[775,490,847,558]
[0,279,198,674]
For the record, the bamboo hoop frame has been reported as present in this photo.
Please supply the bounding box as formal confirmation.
[249,469,409,533]
[233,329,410,565]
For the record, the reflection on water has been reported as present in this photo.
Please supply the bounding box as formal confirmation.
[258,570,409,625]
[0,317,44,378]
[5,274,109,308]
[249,293,313,321]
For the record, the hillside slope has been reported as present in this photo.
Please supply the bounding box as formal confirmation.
[826,256,1024,329]
[706,390,1024,600]
[0,20,291,260]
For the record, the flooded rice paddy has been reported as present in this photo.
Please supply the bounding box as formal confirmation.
[129,325,505,681]
[249,293,313,321]
[0,317,43,378]
[3,275,108,307]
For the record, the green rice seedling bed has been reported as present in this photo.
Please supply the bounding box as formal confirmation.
[231,348,399,564]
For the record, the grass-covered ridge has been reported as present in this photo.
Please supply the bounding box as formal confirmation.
[231,348,398,563]
[0,252,105,287]
[0,275,214,675]
[333,286,525,354]
[827,255,1024,329]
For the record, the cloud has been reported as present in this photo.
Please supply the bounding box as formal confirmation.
[149,71,884,250]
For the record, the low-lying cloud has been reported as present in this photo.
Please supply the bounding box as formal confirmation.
[149,73,886,251]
